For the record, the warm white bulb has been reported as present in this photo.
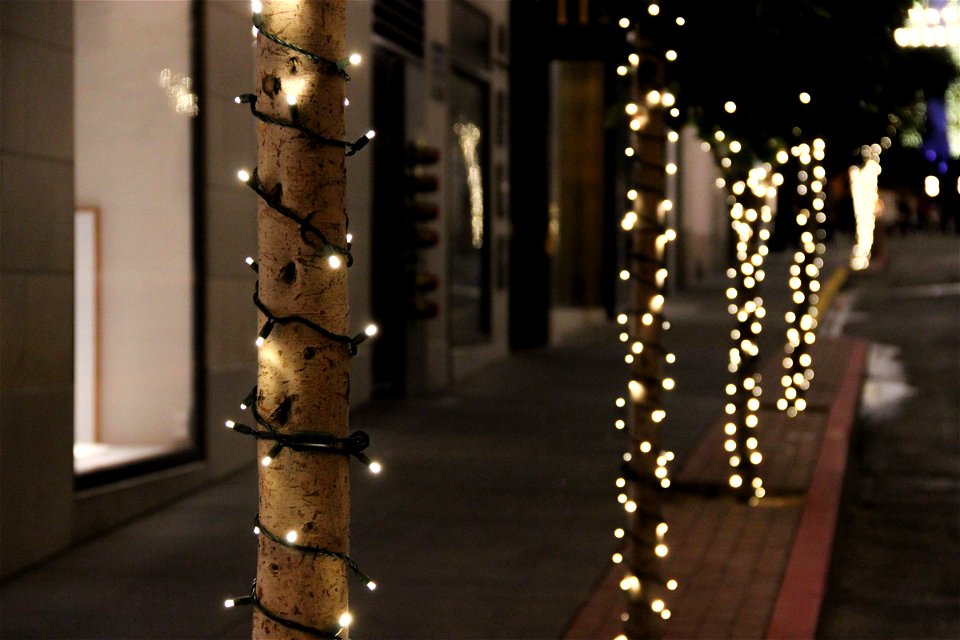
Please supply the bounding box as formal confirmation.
[369,461,382,474]
[285,92,298,106]
[619,17,630,28]
[255,336,265,348]
[365,324,378,337]
[328,254,342,269]
[366,129,377,139]
[225,420,236,429]
[285,530,298,544]
[799,92,812,104]
[260,455,272,466]
[251,0,262,14]
[349,53,362,66]
[224,598,236,608]
[367,581,377,591]
[339,612,353,628]
[237,169,251,183]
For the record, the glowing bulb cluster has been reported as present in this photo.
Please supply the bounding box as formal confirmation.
[894,3,960,48]
[612,18,682,630]
[849,146,883,271]
[722,164,775,501]
[778,140,827,418]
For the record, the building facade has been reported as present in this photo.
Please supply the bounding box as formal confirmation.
[0,0,727,579]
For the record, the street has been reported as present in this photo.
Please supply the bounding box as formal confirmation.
[819,233,960,639]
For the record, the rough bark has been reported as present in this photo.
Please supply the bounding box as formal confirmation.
[253,1,350,638]
[623,28,669,640]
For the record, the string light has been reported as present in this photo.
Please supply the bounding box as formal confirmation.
[235,94,375,157]
[238,167,354,264]
[721,163,773,502]
[225,4,379,636]
[223,580,346,639]
[778,138,826,417]
[849,147,883,270]
[613,8,681,635]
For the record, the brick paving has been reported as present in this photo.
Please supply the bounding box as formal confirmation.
[564,336,868,640]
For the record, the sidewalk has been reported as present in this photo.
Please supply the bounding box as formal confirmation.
[0,245,862,639]
[563,334,867,639]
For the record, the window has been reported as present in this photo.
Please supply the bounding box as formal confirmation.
[73,0,199,481]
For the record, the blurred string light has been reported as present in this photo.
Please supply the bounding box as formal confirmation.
[454,122,485,248]
[849,144,884,271]
[721,166,774,502]
[777,136,827,418]
[224,2,378,637]
[613,5,682,636]
[158,67,198,116]
[894,1,960,158]
[894,0,960,48]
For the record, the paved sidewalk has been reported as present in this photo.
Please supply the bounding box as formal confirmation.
[562,336,868,640]
[0,244,861,639]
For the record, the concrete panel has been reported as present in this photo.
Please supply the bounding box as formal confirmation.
[0,35,73,161]
[205,1,257,102]
[0,154,73,273]
[73,462,206,543]
[205,184,257,277]
[0,386,73,578]
[0,0,73,49]
[205,92,257,190]
[204,367,258,477]
[0,272,73,390]
[205,276,257,370]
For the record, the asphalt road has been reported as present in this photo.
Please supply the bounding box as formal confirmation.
[817,233,960,639]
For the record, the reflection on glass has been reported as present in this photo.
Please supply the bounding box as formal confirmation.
[455,121,484,249]
[448,71,490,346]
[158,68,198,117]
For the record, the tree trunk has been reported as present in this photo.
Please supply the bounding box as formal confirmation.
[621,22,671,640]
[723,170,773,503]
[778,139,826,418]
[253,1,350,637]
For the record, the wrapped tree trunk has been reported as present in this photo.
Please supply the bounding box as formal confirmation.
[619,19,674,640]
[722,168,774,503]
[253,1,350,637]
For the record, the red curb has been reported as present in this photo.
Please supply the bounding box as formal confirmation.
[765,338,869,640]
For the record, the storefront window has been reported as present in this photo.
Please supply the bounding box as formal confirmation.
[73,0,197,478]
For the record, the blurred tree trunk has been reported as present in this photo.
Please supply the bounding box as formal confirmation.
[623,23,669,640]
[253,1,351,637]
